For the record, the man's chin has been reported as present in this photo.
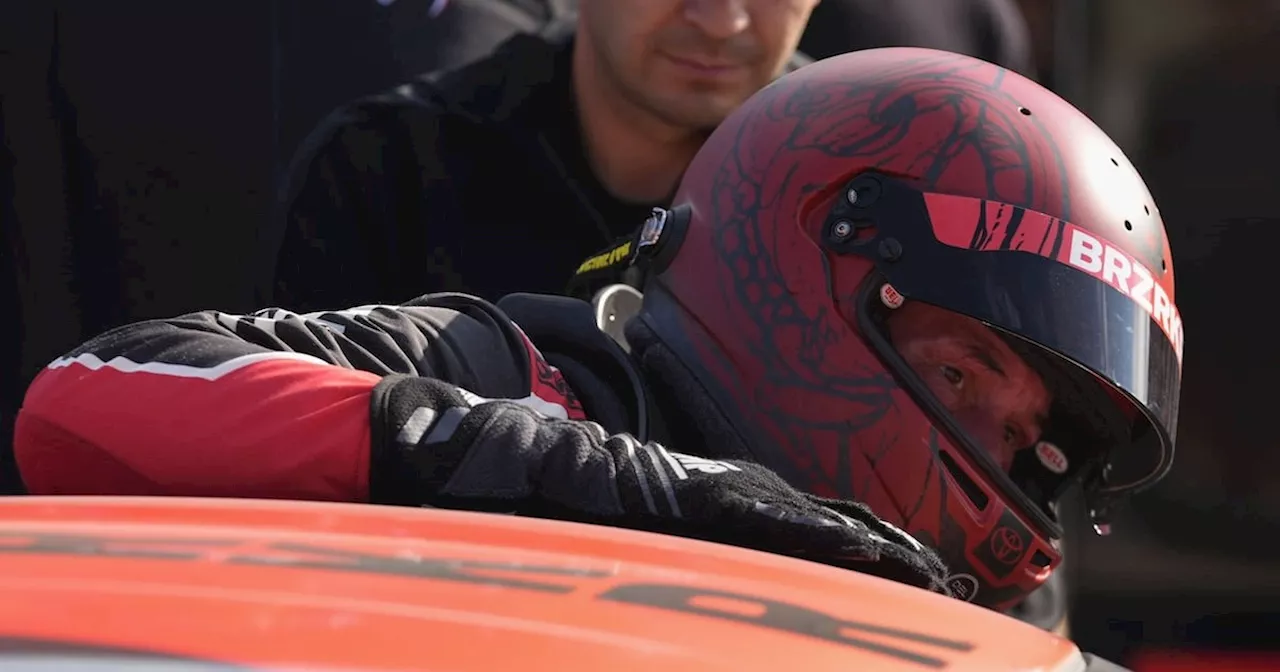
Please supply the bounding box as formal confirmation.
[647,95,746,133]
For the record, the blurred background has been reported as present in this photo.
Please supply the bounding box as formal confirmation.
[2,0,1278,667]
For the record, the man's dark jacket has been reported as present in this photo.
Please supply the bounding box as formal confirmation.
[265,22,810,312]
[268,23,646,311]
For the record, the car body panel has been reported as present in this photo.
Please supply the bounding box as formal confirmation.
[0,496,1086,671]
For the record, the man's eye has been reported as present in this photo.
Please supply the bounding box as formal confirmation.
[941,365,964,387]
[1004,425,1019,446]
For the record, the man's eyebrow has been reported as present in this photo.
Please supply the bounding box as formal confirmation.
[965,344,1006,378]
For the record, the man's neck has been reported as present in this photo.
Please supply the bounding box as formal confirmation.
[571,40,704,204]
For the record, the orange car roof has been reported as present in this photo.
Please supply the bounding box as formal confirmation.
[0,496,1084,671]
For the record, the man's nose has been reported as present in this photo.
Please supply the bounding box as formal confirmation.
[951,407,1014,472]
[683,0,751,40]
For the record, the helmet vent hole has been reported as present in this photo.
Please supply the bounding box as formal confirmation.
[1124,220,1133,231]
[1161,259,1167,272]
[1144,205,1151,215]
[1018,106,1032,116]
[1111,157,1120,166]
[938,450,991,511]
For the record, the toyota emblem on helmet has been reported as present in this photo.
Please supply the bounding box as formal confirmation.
[990,527,1025,565]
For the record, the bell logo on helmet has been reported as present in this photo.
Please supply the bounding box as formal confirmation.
[879,283,905,309]
[1066,228,1183,361]
[945,574,979,602]
[1035,441,1069,475]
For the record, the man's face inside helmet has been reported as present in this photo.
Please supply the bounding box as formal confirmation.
[887,302,1052,474]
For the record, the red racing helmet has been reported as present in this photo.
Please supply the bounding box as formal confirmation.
[631,47,1181,611]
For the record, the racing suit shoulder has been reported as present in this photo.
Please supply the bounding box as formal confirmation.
[15,293,584,501]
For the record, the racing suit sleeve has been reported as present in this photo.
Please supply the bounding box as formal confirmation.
[14,293,953,592]
[13,294,584,503]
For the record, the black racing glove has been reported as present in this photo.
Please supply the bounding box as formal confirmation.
[601,451,949,594]
[372,376,950,595]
